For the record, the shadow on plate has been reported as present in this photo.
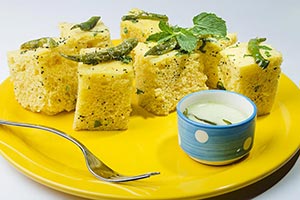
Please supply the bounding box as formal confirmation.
[205,149,300,200]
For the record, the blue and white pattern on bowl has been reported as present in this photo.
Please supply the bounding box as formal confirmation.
[176,90,257,165]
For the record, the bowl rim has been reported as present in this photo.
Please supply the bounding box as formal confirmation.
[176,90,257,129]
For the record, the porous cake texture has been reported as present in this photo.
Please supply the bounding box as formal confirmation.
[59,19,112,53]
[198,33,237,88]
[218,42,282,115]
[73,50,134,130]
[7,44,78,115]
[133,42,208,116]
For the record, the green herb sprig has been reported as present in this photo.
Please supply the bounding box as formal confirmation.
[145,12,227,56]
[248,37,272,69]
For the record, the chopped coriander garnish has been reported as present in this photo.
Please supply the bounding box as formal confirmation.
[123,27,128,34]
[248,37,270,69]
[265,51,272,57]
[258,45,272,51]
[136,88,145,95]
[65,85,70,92]
[229,43,240,48]
[226,54,235,57]
[216,81,226,90]
[94,120,102,128]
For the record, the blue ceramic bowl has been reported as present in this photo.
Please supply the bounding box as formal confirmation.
[176,90,257,165]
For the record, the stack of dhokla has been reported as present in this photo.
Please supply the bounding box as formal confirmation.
[7,17,111,115]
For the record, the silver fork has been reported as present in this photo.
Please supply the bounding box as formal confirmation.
[0,119,160,182]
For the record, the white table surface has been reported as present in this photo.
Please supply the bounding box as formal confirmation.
[0,0,299,199]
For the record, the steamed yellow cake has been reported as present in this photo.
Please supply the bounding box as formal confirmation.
[133,42,208,116]
[7,41,78,115]
[73,53,134,130]
[59,17,112,53]
[218,42,282,115]
[120,8,168,42]
[198,33,237,88]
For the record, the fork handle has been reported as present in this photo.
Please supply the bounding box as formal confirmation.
[0,119,86,152]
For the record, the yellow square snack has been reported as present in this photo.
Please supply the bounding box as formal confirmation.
[59,19,112,53]
[73,53,134,130]
[133,43,208,116]
[120,8,167,42]
[7,44,78,115]
[218,42,282,116]
[199,33,237,88]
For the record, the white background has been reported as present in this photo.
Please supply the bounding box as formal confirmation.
[0,0,299,199]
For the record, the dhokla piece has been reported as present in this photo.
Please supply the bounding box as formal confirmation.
[133,43,208,116]
[218,42,282,116]
[7,43,78,115]
[198,33,238,88]
[120,8,168,42]
[59,18,112,53]
[73,56,134,130]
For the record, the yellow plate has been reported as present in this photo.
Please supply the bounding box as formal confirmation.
[0,74,299,200]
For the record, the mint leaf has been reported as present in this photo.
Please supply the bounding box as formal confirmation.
[146,21,174,43]
[175,28,198,52]
[192,12,227,37]
[158,21,174,34]
[147,31,171,42]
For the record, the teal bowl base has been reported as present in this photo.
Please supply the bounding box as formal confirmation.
[189,152,250,166]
